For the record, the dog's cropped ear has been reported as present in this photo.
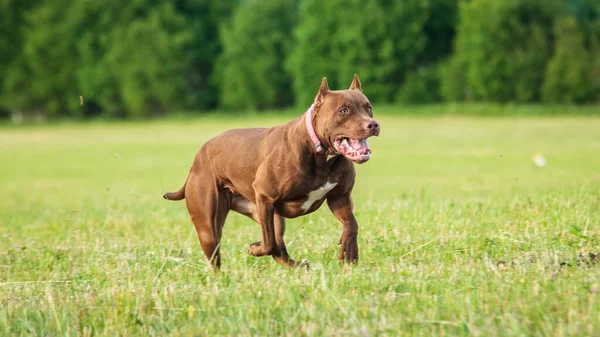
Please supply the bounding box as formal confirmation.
[349,74,362,91]
[314,77,329,107]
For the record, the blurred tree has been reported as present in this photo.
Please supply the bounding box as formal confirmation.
[439,56,469,102]
[1,0,598,119]
[99,0,193,117]
[443,0,563,103]
[216,0,297,110]
[384,0,458,104]
[2,0,81,118]
[594,36,600,104]
[287,0,457,107]
[577,0,600,103]
[396,66,443,104]
[542,17,597,103]
[175,0,238,110]
[2,0,189,118]
[74,0,127,118]
[0,0,39,117]
[287,0,397,106]
[1,0,236,118]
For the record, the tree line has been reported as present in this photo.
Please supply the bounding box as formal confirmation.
[0,0,598,119]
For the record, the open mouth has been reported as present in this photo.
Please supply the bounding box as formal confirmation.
[332,136,372,164]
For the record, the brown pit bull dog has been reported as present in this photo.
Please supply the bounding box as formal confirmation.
[163,74,380,269]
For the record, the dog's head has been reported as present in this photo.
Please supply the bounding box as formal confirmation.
[312,74,380,164]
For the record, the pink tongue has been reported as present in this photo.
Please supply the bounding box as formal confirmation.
[349,139,371,155]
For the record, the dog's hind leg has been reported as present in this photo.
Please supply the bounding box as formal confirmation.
[185,173,229,269]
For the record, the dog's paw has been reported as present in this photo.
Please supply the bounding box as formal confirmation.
[338,234,359,264]
[248,241,266,257]
[339,246,359,265]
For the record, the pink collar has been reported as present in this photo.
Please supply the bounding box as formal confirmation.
[305,104,328,155]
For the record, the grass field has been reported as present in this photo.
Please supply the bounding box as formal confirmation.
[1,113,600,336]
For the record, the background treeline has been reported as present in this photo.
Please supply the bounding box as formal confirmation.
[0,0,598,119]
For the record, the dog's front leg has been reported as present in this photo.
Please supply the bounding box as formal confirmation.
[248,193,277,257]
[327,194,359,263]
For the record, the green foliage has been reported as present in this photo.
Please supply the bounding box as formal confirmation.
[1,0,82,118]
[74,0,195,118]
[286,0,385,106]
[104,1,193,117]
[0,0,598,119]
[445,0,563,103]
[378,0,458,103]
[175,0,239,110]
[287,0,458,107]
[542,17,598,104]
[439,56,469,102]
[0,0,38,117]
[0,0,233,119]
[396,66,442,104]
[216,0,297,110]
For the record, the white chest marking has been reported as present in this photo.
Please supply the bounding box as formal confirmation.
[301,181,338,212]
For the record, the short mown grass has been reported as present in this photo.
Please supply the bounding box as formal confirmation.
[1,112,599,336]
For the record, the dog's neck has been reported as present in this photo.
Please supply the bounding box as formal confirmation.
[305,104,328,155]
[304,104,335,156]
[283,106,339,169]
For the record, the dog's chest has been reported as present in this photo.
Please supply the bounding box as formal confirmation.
[276,178,339,218]
[300,180,337,211]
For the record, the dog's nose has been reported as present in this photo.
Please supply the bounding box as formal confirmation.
[364,120,380,135]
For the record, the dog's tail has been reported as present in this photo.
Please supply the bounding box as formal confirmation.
[163,175,188,201]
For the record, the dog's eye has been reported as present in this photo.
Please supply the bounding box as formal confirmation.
[367,106,372,112]
[340,108,348,115]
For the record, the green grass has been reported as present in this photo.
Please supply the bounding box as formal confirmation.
[1,113,600,336]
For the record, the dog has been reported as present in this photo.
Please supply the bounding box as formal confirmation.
[163,74,380,268]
